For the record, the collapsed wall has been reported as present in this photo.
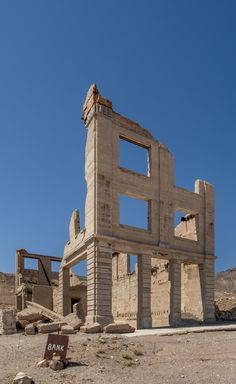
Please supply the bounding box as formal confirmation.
[15,250,87,318]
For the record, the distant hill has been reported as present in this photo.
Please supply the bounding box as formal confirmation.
[215,268,236,298]
[215,268,236,321]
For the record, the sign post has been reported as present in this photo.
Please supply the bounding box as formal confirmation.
[44,334,69,361]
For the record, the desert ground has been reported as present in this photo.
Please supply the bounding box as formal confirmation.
[0,330,236,384]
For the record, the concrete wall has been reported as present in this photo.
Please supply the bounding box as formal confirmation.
[112,254,138,328]
[32,285,53,310]
[151,260,170,327]
[181,264,203,321]
[0,273,15,307]
[112,255,171,327]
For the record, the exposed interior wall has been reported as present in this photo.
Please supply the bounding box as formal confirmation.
[181,264,203,321]
[32,285,53,310]
[112,255,171,328]
[151,259,170,327]
[175,215,198,241]
[112,253,138,328]
[16,250,87,317]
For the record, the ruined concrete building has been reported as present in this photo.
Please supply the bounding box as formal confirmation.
[15,249,86,317]
[58,84,215,328]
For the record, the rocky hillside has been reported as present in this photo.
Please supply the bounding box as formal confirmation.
[215,268,236,298]
[215,268,236,321]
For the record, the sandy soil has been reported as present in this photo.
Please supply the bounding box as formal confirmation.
[0,330,236,384]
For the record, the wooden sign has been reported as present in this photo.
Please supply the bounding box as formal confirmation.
[44,334,69,360]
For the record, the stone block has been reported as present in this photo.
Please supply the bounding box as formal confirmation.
[17,307,45,323]
[61,324,76,334]
[80,322,102,333]
[64,312,83,330]
[25,323,36,335]
[0,309,16,335]
[37,321,66,333]
[103,322,135,334]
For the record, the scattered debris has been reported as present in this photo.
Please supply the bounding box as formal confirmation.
[37,359,49,368]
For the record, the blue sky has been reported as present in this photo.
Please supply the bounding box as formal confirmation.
[0,0,235,273]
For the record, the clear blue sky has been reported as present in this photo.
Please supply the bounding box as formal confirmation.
[0,0,235,273]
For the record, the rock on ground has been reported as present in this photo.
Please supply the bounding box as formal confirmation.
[13,371,34,384]
[49,359,65,371]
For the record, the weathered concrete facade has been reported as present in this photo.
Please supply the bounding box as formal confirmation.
[59,84,215,328]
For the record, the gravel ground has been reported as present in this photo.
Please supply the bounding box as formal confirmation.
[0,330,236,384]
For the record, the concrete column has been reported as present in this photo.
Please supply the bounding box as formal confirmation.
[58,267,70,316]
[86,241,113,325]
[137,255,152,329]
[169,259,181,325]
[159,145,174,247]
[200,259,215,322]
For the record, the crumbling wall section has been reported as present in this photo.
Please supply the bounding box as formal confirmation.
[0,273,15,307]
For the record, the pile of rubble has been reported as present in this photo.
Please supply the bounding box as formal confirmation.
[0,301,135,337]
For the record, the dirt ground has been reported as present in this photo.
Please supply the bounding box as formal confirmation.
[0,330,236,384]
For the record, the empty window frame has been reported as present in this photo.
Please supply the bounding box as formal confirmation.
[120,194,150,230]
[119,137,150,176]
[51,261,60,273]
[174,210,198,241]
[24,257,38,270]
[128,254,138,273]
[71,259,87,277]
